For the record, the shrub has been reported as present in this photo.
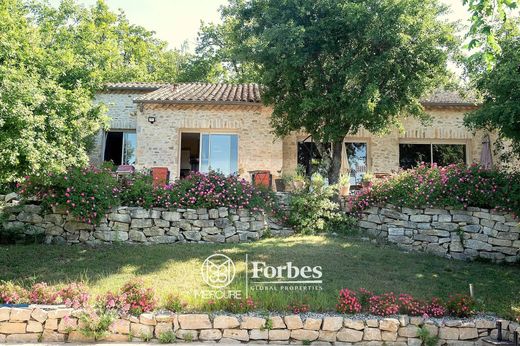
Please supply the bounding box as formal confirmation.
[336,288,362,314]
[423,297,447,318]
[79,308,117,341]
[398,294,424,316]
[288,174,350,234]
[118,172,154,208]
[0,282,28,304]
[163,294,187,312]
[28,282,58,304]
[288,302,310,314]
[98,279,156,315]
[19,166,120,224]
[58,283,89,309]
[348,164,520,216]
[368,292,400,316]
[446,294,476,317]
[225,296,257,313]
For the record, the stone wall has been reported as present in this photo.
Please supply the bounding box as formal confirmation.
[357,205,520,263]
[0,306,518,344]
[2,204,292,245]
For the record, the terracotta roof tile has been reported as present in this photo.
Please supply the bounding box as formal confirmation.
[134,83,262,104]
[105,82,477,107]
[105,82,172,91]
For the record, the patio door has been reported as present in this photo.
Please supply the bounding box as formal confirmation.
[199,134,238,176]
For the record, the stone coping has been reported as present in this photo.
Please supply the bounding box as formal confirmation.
[0,307,518,344]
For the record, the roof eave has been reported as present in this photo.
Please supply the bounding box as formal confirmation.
[133,99,262,106]
[421,101,479,108]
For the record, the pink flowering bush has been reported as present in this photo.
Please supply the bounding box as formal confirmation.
[98,279,156,316]
[0,282,28,304]
[288,301,310,314]
[369,292,400,316]
[57,283,90,309]
[446,294,476,317]
[398,294,425,316]
[423,297,447,318]
[336,288,362,313]
[348,164,520,216]
[28,282,58,304]
[19,166,120,224]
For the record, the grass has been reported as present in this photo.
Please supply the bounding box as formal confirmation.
[0,235,519,318]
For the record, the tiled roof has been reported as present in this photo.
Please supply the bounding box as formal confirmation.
[105,82,477,106]
[421,89,478,106]
[105,82,172,91]
[134,83,262,104]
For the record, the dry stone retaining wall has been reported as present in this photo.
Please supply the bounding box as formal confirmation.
[0,306,518,344]
[2,203,292,245]
[357,205,519,263]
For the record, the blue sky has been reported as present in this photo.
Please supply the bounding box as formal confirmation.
[47,0,471,51]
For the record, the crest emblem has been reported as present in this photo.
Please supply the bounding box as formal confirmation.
[201,254,236,288]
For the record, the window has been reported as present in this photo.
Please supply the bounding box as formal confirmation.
[399,143,466,169]
[200,134,238,176]
[104,131,136,166]
[346,142,368,185]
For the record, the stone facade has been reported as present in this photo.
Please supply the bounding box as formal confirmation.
[2,204,292,245]
[89,89,494,184]
[136,103,283,180]
[282,107,487,176]
[89,91,145,166]
[0,307,518,344]
[357,205,520,263]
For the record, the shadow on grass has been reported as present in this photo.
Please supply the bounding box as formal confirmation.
[0,235,519,315]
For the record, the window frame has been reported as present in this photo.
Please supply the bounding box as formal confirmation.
[102,130,137,166]
[178,130,240,178]
[398,139,470,168]
[344,140,370,185]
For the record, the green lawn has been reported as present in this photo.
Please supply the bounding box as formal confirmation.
[1,235,519,318]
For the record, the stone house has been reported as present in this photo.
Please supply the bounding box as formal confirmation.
[90,82,486,186]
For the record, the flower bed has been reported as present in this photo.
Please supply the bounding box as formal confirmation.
[348,164,520,217]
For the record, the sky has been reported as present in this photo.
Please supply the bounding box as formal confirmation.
[47,0,472,51]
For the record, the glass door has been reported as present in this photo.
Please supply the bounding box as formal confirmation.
[200,134,238,176]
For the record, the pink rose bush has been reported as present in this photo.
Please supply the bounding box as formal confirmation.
[348,163,520,217]
[20,169,277,225]
[336,288,473,318]
[98,278,157,316]
[0,281,89,307]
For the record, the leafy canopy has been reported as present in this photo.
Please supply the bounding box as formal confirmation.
[218,0,456,181]
[0,0,215,183]
[464,20,520,163]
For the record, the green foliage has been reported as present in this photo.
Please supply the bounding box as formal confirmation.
[288,174,350,234]
[349,164,520,216]
[0,0,215,184]
[464,20,520,163]
[216,0,456,182]
[463,0,518,64]
[163,293,187,312]
[79,309,117,341]
[19,167,119,224]
[418,326,440,346]
[119,172,155,209]
[157,330,176,344]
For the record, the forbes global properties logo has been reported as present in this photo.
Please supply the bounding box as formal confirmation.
[201,254,236,288]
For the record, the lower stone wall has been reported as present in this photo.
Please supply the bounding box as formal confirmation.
[357,205,520,263]
[2,204,293,245]
[0,307,518,344]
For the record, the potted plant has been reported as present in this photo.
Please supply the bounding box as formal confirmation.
[361,172,374,188]
[290,165,307,190]
[338,173,351,197]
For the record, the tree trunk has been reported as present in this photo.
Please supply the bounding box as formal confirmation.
[328,140,343,184]
[314,140,343,184]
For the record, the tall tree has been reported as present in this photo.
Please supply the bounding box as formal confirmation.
[464,20,520,164]
[0,0,202,183]
[220,0,456,183]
